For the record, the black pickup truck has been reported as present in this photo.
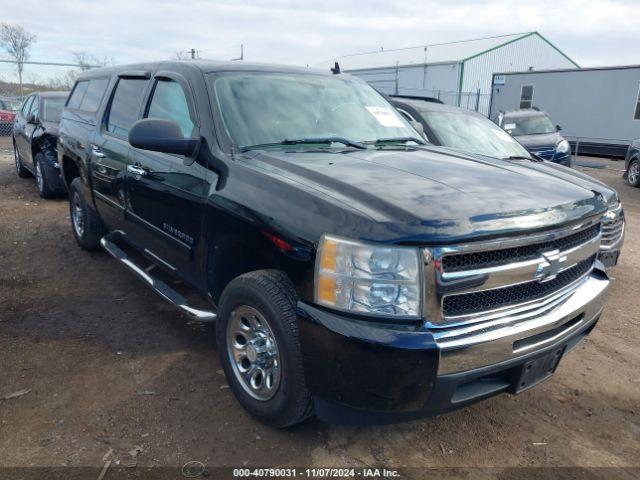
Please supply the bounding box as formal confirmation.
[58,61,615,427]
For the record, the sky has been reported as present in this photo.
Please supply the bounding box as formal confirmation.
[0,0,639,84]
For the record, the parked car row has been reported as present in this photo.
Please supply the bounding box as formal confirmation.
[30,60,624,428]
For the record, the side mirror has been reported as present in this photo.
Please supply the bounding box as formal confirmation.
[26,113,37,124]
[410,120,425,137]
[556,124,562,131]
[128,118,199,156]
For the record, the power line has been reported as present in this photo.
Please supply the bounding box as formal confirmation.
[0,58,101,68]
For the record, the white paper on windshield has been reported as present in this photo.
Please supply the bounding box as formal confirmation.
[366,106,405,128]
[504,123,516,130]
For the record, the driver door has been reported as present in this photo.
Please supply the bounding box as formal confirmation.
[126,72,209,281]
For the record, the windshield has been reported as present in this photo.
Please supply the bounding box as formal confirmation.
[503,114,556,136]
[42,98,66,122]
[210,72,419,150]
[424,110,530,159]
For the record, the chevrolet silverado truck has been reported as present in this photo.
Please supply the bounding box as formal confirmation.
[58,61,613,427]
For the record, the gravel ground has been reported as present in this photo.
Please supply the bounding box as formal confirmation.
[0,141,638,479]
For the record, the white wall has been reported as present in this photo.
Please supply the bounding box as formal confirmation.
[462,33,577,98]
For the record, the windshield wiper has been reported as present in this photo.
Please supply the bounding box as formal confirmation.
[369,137,427,146]
[240,137,366,152]
[503,155,534,161]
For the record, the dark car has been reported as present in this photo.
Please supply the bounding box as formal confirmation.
[496,109,571,166]
[0,98,20,136]
[58,61,611,427]
[390,96,624,269]
[391,96,533,160]
[624,139,640,187]
[13,91,69,198]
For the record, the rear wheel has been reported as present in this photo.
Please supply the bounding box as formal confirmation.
[69,177,107,250]
[35,153,57,199]
[216,270,312,428]
[14,143,30,178]
[627,159,640,187]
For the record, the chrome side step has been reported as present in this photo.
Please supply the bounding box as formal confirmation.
[100,236,217,323]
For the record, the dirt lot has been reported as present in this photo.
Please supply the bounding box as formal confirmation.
[1,139,639,478]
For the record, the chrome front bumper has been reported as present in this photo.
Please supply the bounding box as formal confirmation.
[434,271,609,374]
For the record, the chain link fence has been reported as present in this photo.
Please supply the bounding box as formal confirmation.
[366,78,492,116]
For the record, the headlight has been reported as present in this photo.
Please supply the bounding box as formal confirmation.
[556,139,570,154]
[315,234,421,318]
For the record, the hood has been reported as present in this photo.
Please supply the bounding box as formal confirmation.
[239,146,608,244]
[514,132,562,149]
[521,160,618,207]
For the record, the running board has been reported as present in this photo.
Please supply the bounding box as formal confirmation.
[100,236,217,323]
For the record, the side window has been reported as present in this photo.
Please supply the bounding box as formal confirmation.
[146,79,195,137]
[106,78,148,137]
[30,96,39,120]
[21,96,34,116]
[634,83,640,121]
[519,85,534,109]
[79,77,110,113]
[67,81,89,109]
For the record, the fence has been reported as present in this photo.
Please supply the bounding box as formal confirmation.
[364,78,492,116]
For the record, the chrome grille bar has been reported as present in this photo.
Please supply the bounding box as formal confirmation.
[422,216,602,327]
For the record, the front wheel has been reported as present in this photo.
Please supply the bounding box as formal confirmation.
[68,177,107,250]
[14,143,31,178]
[35,153,57,199]
[216,270,313,428]
[627,159,640,187]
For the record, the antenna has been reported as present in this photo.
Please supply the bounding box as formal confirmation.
[231,44,244,61]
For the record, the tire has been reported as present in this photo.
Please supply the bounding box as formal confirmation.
[216,270,313,428]
[627,158,640,188]
[68,177,107,250]
[35,153,57,199]
[14,143,31,178]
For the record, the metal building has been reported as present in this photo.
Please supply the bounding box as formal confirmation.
[315,32,578,116]
[489,65,640,156]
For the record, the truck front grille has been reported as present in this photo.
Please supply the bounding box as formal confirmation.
[442,255,595,317]
[423,217,602,327]
[442,224,600,272]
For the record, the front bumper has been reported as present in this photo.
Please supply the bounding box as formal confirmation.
[298,268,609,424]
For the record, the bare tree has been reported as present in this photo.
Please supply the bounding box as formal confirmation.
[72,51,111,71]
[0,23,36,96]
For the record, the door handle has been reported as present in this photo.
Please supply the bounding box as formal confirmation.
[127,165,147,177]
[91,144,106,158]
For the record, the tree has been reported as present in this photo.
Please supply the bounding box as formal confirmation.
[72,51,111,71]
[0,23,36,96]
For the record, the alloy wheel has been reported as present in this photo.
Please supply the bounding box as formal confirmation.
[226,305,281,401]
[629,161,640,185]
[71,192,85,237]
[36,161,43,193]
[14,146,20,174]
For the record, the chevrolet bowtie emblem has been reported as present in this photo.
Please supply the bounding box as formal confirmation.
[535,250,567,283]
